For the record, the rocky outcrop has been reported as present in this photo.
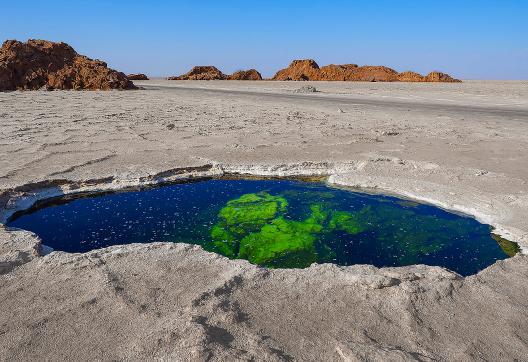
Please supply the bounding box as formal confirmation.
[272,60,399,82]
[169,67,263,81]
[166,61,461,83]
[228,69,262,80]
[0,39,137,91]
[425,71,461,83]
[347,65,399,82]
[272,59,460,82]
[273,59,321,81]
[127,73,149,80]
[397,71,426,82]
[318,64,359,81]
[168,66,227,80]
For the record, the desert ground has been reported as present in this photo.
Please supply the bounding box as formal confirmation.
[1,80,528,361]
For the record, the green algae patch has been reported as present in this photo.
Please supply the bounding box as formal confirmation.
[209,225,238,257]
[205,192,288,257]
[219,192,287,232]
[328,211,364,235]
[238,218,318,268]
[204,192,365,268]
[492,234,520,257]
[238,205,329,268]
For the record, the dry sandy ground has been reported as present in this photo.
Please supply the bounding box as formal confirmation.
[1,80,528,361]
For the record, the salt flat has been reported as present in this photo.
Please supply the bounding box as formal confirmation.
[1,80,528,361]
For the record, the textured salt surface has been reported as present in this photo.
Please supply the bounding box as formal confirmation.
[1,80,528,361]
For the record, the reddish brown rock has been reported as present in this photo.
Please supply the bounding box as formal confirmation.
[272,59,321,81]
[272,59,459,83]
[272,60,400,81]
[0,39,136,91]
[397,71,426,82]
[319,64,359,81]
[127,73,149,80]
[347,66,399,82]
[228,69,262,80]
[425,71,461,83]
[168,66,226,80]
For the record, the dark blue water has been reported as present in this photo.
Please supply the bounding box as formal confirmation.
[7,179,515,275]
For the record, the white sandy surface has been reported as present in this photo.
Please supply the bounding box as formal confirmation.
[1,80,527,361]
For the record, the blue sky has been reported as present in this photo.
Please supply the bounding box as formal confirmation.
[2,0,527,79]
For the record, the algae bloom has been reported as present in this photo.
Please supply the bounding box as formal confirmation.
[205,192,366,268]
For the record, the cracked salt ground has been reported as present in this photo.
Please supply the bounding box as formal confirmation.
[7,179,518,276]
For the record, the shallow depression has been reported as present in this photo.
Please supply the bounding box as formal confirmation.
[7,178,518,276]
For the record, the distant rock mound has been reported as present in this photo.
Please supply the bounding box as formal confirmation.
[318,64,359,81]
[127,73,149,80]
[425,71,461,83]
[349,66,399,82]
[168,66,227,80]
[397,71,426,82]
[273,59,321,81]
[0,39,137,91]
[272,59,460,82]
[228,69,262,80]
[272,60,399,82]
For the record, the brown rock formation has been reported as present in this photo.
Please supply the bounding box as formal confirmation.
[0,39,136,91]
[347,66,399,82]
[272,59,321,81]
[425,71,461,83]
[127,73,149,80]
[272,59,460,82]
[168,66,226,80]
[272,60,399,82]
[318,64,359,81]
[397,71,426,82]
[228,69,262,80]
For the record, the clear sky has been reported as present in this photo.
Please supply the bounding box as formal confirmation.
[2,0,527,79]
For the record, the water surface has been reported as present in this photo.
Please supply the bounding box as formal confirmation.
[8,179,517,276]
